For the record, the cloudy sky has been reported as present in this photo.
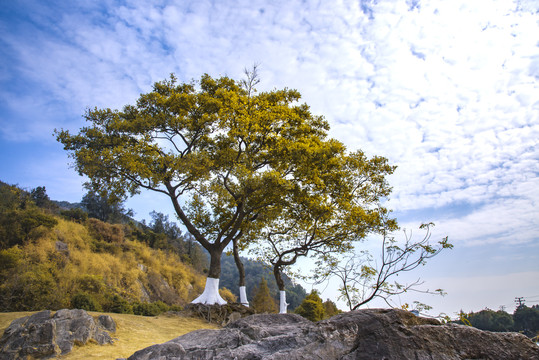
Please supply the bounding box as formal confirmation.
[1,0,538,316]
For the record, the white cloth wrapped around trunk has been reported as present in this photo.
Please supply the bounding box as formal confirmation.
[239,286,249,307]
[279,290,288,314]
[191,277,227,305]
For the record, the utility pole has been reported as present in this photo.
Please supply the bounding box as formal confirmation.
[515,297,525,308]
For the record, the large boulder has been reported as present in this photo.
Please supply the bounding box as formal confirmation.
[0,309,115,359]
[126,308,539,360]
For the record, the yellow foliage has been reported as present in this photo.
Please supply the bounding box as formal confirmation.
[219,287,237,303]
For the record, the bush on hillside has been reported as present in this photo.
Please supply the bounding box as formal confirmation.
[219,287,237,303]
[0,247,23,275]
[0,209,58,249]
[71,292,102,312]
[1,266,58,311]
[87,218,124,243]
[105,294,134,314]
[60,208,88,223]
[132,301,169,316]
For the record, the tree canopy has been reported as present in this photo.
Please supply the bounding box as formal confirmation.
[294,290,325,321]
[56,71,398,305]
[56,73,341,284]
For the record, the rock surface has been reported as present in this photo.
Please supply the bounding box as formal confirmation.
[126,308,539,360]
[0,309,115,359]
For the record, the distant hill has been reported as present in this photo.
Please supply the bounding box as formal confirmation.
[52,200,83,210]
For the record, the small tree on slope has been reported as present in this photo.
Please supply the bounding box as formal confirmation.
[252,277,278,313]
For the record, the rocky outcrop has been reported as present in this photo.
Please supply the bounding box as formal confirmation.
[0,309,115,359]
[126,308,539,360]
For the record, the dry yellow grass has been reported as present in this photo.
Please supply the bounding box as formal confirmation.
[0,311,219,360]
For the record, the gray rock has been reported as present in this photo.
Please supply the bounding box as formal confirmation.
[55,240,69,253]
[0,309,116,359]
[126,308,539,360]
[98,314,117,332]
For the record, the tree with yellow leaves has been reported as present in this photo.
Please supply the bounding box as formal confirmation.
[56,70,394,305]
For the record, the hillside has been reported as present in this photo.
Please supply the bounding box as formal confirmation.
[0,181,213,312]
[0,215,210,312]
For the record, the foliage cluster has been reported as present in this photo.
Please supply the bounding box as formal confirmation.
[458,305,539,338]
[294,290,341,322]
[0,182,58,249]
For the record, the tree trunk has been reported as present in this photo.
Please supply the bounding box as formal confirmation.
[207,245,222,279]
[191,277,226,305]
[233,239,249,306]
[273,264,285,291]
[279,291,288,314]
[273,265,288,313]
[191,245,226,305]
[239,286,249,307]
[233,239,246,286]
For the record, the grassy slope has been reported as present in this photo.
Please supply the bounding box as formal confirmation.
[0,311,218,359]
[0,216,208,312]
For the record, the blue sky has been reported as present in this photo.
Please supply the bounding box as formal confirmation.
[1,0,538,316]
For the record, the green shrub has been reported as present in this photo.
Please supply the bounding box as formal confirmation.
[169,304,183,312]
[71,292,102,312]
[132,301,170,316]
[87,218,124,243]
[77,274,106,293]
[0,247,23,273]
[0,209,58,249]
[60,208,88,222]
[90,240,122,255]
[106,294,134,314]
[294,290,325,322]
[0,267,57,311]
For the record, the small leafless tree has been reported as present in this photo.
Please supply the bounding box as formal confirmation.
[318,222,452,311]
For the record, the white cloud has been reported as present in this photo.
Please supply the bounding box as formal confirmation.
[1,0,537,249]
